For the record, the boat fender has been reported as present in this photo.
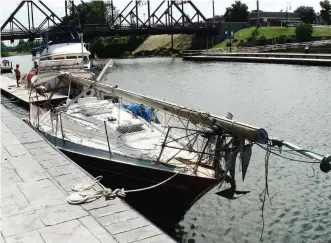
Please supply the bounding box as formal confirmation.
[320,155,331,173]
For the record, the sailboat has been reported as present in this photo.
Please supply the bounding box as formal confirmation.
[25,58,331,220]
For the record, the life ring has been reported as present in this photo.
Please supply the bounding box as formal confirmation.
[2,60,7,66]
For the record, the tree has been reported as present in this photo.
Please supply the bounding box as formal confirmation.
[294,6,316,23]
[62,1,119,26]
[295,23,313,42]
[320,0,331,24]
[223,1,249,22]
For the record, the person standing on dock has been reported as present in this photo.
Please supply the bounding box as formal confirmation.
[14,64,21,87]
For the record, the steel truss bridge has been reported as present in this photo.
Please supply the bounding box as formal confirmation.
[1,0,219,41]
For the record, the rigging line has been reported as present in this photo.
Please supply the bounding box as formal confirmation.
[284,150,317,159]
[256,143,320,164]
[308,163,317,178]
[269,147,324,157]
[177,112,195,146]
[259,140,272,242]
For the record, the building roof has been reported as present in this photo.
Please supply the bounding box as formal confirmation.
[250,11,299,20]
[205,16,223,23]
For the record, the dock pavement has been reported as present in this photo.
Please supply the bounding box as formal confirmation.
[0,104,176,243]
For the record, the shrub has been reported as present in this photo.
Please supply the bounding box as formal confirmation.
[251,28,259,40]
[295,23,313,42]
[258,35,267,45]
[284,35,294,43]
[277,35,287,44]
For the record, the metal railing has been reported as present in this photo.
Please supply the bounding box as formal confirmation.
[236,39,331,53]
[183,48,231,56]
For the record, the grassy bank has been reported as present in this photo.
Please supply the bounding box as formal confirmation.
[1,51,29,57]
[213,26,331,49]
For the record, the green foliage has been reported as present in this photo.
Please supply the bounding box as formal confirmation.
[90,35,147,58]
[60,1,145,58]
[213,26,331,49]
[294,6,316,23]
[1,40,41,57]
[276,35,286,44]
[320,0,331,24]
[251,28,259,39]
[295,23,313,42]
[284,35,294,43]
[62,1,119,26]
[1,42,9,56]
[223,1,249,22]
[258,35,267,45]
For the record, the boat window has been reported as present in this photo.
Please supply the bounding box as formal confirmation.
[77,56,89,61]
[40,57,52,61]
[53,57,65,60]
[66,56,78,59]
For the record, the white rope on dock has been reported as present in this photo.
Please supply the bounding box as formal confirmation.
[67,172,180,205]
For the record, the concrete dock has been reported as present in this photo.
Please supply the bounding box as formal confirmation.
[0,76,67,108]
[0,104,176,243]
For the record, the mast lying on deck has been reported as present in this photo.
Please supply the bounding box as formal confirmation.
[60,72,269,144]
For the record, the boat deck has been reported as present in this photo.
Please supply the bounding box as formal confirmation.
[0,105,176,243]
[0,76,67,105]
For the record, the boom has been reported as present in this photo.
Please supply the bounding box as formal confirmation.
[62,72,268,144]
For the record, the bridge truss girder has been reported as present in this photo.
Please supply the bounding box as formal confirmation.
[1,0,218,41]
[111,0,208,30]
[1,0,62,42]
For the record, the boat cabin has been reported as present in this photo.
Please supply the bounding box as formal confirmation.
[31,26,92,71]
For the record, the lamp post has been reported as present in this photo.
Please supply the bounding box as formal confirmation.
[212,0,215,27]
[257,0,260,27]
[225,29,234,53]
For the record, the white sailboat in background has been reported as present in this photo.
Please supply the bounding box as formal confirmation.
[24,26,111,98]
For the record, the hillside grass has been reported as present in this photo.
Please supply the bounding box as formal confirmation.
[213,26,331,49]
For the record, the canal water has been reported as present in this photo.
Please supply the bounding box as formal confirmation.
[3,55,331,243]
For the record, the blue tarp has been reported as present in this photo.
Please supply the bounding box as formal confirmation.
[122,104,152,122]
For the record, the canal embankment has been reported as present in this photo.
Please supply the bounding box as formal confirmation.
[182,51,331,66]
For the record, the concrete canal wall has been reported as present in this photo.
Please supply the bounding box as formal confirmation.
[183,52,331,66]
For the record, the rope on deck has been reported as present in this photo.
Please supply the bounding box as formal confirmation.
[67,172,180,205]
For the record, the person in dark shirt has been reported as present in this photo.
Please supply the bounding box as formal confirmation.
[14,64,21,87]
